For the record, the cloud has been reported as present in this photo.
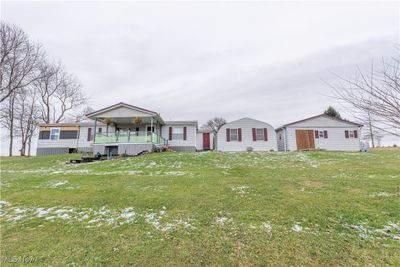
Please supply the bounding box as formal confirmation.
[1,1,399,155]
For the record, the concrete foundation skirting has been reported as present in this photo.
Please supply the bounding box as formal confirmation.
[92,143,155,156]
[36,147,69,156]
[169,146,196,152]
[77,147,93,153]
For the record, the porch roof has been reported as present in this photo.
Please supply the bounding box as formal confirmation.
[86,102,165,124]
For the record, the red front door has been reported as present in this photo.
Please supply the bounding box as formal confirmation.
[203,133,210,150]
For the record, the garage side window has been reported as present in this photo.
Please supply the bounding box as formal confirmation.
[315,130,328,139]
[345,130,358,138]
[50,128,60,140]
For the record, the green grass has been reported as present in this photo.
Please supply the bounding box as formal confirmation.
[1,151,399,266]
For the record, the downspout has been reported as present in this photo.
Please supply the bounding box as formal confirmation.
[284,127,288,152]
[76,125,80,151]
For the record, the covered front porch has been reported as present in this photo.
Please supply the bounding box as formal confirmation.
[86,102,168,147]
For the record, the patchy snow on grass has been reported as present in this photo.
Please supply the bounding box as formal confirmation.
[343,221,400,240]
[164,171,186,176]
[262,222,272,231]
[295,153,320,168]
[37,180,80,190]
[1,201,194,232]
[215,217,233,226]
[292,223,303,233]
[231,185,249,196]
[0,200,11,206]
[369,192,397,197]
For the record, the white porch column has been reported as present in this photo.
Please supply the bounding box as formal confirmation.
[150,117,153,142]
[93,118,97,143]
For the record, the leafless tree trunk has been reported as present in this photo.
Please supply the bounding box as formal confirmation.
[0,22,42,103]
[15,87,39,156]
[27,133,33,157]
[331,56,400,137]
[0,92,17,156]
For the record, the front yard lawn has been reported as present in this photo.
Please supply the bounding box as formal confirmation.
[1,151,399,265]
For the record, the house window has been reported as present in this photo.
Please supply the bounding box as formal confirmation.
[319,131,324,138]
[349,131,354,138]
[60,130,78,139]
[98,127,102,133]
[39,131,50,139]
[230,129,238,141]
[256,128,264,140]
[50,128,60,140]
[279,133,282,140]
[172,127,184,140]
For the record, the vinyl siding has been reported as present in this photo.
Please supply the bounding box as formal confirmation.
[37,147,69,156]
[217,118,277,152]
[281,116,361,151]
[288,116,359,128]
[285,127,361,151]
[92,106,153,118]
[196,132,214,150]
[77,126,93,148]
[161,124,196,149]
[37,138,79,149]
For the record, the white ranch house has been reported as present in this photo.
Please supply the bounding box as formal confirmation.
[37,103,211,156]
[276,114,363,151]
[36,103,364,155]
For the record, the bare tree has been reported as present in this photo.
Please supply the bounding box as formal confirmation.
[0,22,43,156]
[1,22,89,156]
[34,61,87,123]
[201,117,227,134]
[14,87,40,156]
[70,106,95,123]
[331,56,400,137]
[0,22,42,103]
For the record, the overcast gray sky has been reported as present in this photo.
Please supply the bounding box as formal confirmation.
[1,1,399,154]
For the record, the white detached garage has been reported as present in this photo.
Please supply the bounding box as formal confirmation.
[276,114,363,151]
[216,118,277,152]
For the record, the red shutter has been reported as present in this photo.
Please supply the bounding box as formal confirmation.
[87,127,92,141]
[315,130,319,139]
[183,127,187,140]
[345,130,349,139]
[323,130,328,139]
[226,128,230,142]
[252,128,256,141]
[263,128,268,141]
[353,130,358,138]
[169,127,172,140]
[238,128,242,142]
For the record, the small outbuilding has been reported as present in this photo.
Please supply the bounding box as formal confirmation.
[216,118,277,152]
[196,129,214,151]
[276,114,363,151]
